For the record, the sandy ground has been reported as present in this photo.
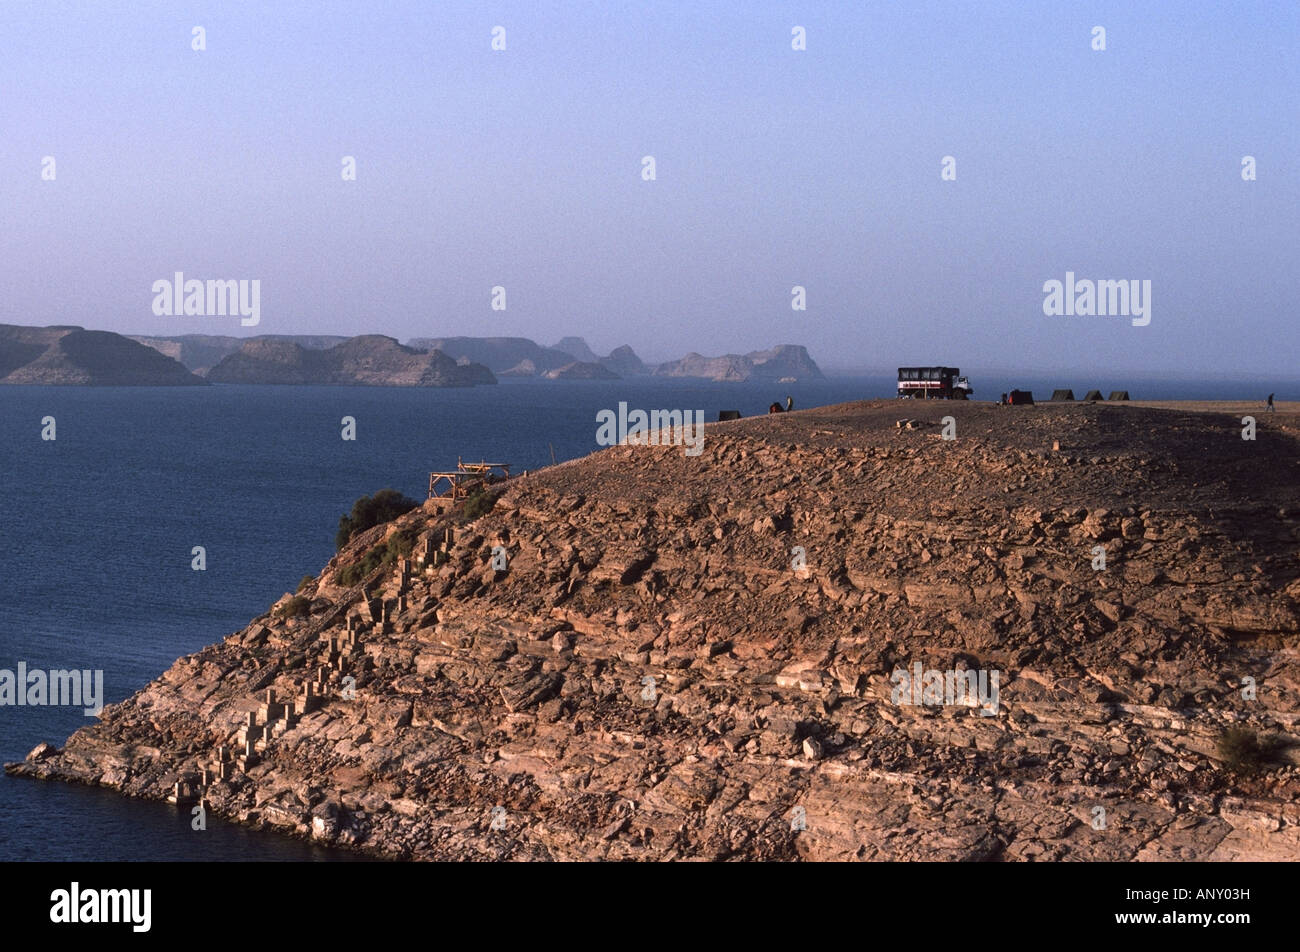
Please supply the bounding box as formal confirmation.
[1124,400,1297,414]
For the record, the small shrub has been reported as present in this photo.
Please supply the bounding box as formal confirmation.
[385,526,418,561]
[335,526,420,587]
[1216,726,1282,775]
[336,489,419,550]
[297,575,315,593]
[457,488,499,524]
[337,544,385,587]
[275,595,313,618]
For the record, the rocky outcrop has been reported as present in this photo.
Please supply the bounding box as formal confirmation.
[10,401,1300,860]
[654,344,824,382]
[206,336,495,387]
[0,325,206,386]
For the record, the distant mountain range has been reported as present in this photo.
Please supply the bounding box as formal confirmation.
[1,324,825,385]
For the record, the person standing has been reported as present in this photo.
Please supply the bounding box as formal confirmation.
[1266,393,1275,413]
[786,395,793,412]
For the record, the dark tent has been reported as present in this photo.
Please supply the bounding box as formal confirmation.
[1083,390,1104,401]
[717,410,742,421]
[1051,389,1075,402]
[1108,390,1130,401]
[1009,390,1035,405]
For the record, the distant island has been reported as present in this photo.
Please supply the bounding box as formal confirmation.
[1,323,825,385]
[205,336,496,387]
[413,337,824,383]
[0,324,205,386]
[654,345,825,383]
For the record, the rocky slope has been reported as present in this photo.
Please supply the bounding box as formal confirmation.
[206,336,495,387]
[0,325,205,386]
[10,401,1300,860]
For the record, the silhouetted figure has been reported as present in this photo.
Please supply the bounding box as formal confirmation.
[1267,393,1275,413]
[786,395,793,411]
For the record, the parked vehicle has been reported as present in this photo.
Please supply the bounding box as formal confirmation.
[897,366,972,399]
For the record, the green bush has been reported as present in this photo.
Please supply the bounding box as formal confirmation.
[1216,726,1282,775]
[297,575,315,593]
[386,526,418,560]
[336,489,419,550]
[337,545,385,587]
[336,528,418,587]
[457,488,498,524]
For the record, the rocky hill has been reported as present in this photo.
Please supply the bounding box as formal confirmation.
[206,336,496,387]
[0,325,205,386]
[655,344,824,382]
[10,400,1299,860]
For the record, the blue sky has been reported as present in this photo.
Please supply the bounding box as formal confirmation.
[1,1,1295,374]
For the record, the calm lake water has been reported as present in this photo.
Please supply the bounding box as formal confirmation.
[0,373,1284,860]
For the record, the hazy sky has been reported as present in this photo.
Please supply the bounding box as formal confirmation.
[1,1,1295,374]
